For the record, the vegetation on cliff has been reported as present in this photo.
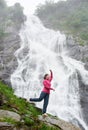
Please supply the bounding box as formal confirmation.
[0,0,26,39]
[36,0,88,43]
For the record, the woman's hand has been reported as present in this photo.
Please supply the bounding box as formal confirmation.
[53,88,55,91]
[49,70,52,72]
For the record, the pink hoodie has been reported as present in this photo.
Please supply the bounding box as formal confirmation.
[42,71,54,94]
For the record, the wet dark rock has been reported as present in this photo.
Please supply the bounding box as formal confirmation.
[0,29,21,87]
[0,93,3,106]
[77,71,88,124]
[66,35,88,70]
[66,36,88,125]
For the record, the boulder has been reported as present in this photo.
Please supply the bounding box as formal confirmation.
[0,122,13,130]
[0,110,21,121]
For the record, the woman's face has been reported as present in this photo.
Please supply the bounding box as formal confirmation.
[46,74,50,80]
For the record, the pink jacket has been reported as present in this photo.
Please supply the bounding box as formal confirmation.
[42,71,54,94]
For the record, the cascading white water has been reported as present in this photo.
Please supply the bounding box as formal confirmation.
[11,15,88,130]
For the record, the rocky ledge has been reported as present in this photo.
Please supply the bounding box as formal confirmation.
[38,115,81,130]
[0,109,81,130]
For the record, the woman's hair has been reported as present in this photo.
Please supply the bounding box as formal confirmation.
[44,74,48,79]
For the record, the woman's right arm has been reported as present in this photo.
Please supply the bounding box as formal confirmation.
[49,70,53,82]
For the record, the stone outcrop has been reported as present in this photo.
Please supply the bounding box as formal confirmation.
[0,109,81,130]
[38,115,81,130]
[0,26,21,86]
[66,35,88,70]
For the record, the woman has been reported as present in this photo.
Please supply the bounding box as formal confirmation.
[29,70,55,117]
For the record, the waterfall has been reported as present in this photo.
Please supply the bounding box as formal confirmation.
[11,15,88,130]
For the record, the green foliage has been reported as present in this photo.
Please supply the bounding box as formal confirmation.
[8,3,26,25]
[0,0,26,39]
[0,0,8,37]
[80,32,88,41]
[0,117,18,125]
[36,0,88,43]
[0,81,13,97]
[23,116,34,126]
[40,123,59,130]
[0,80,41,115]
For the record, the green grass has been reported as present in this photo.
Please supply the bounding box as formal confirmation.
[0,80,41,126]
[0,81,41,116]
[0,117,18,125]
[40,124,59,130]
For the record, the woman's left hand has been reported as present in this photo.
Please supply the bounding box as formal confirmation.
[49,70,52,72]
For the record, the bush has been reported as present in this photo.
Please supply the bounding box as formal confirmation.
[80,32,88,40]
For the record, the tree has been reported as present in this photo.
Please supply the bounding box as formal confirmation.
[9,3,25,25]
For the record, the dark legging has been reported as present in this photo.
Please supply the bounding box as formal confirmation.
[30,91,49,114]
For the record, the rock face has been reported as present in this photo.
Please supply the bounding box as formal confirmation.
[77,73,88,125]
[38,115,81,130]
[66,35,88,70]
[0,26,20,86]
[0,1,26,87]
[66,35,88,125]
